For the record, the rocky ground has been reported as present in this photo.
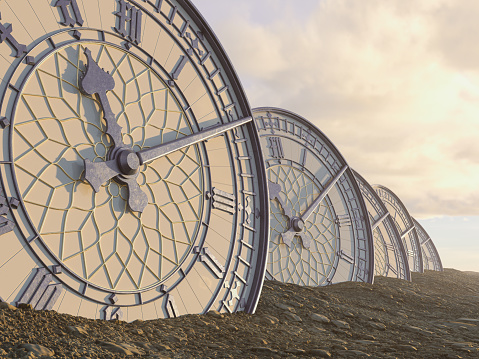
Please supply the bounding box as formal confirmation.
[1,268,479,358]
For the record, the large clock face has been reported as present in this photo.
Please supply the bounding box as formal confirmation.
[374,185,424,273]
[253,107,374,286]
[0,0,269,321]
[353,170,410,281]
[413,218,443,272]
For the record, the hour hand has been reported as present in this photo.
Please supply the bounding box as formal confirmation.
[80,48,123,149]
[268,181,292,219]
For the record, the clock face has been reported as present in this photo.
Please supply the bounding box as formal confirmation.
[0,0,269,321]
[253,107,374,286]
[413,218,443,272]
[353,170,411,281]
[373,185,424,273]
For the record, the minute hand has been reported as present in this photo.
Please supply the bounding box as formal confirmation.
[137,116,252,164]
[300,165,348,222]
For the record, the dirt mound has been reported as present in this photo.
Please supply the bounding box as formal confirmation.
[1,268,478,358]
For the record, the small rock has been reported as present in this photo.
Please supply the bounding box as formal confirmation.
[275,303,296,313]
[164,335,186,343]
[19,344,54,357]
[66,325,89,337]
[207,343,222,349]
[285,348,306,354]
[154,344,171,351]
[17,303,33,311]
[308,326,327,335]
[0,302,17,311]
[254,338,269,346]
[206,310,224,319]
[133,342,159,351]
[394,344,418,351]
[457,318,479,324]
[96,341,143,355]
[369,322,386,330]
[283,311,302,322]
[129,328,144,335]
[250,347,277,354]
[224,324,238,331]
[331,319,350,329]
[286,326,303,336]
[354,340,381,346]
[404,324,434,335]
[310,313,330,323]
[259,314,279,325]
[306,348,331,357]
[336,349,370,357]
[344,311,355,318]
[316,299,330,307]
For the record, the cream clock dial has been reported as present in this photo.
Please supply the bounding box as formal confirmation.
[374,185,424,273]
[253,107,374,286]
[0,0,269,321]
[413,218,443,272]
[353,170,411,281]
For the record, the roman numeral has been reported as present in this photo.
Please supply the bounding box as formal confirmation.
[103,306,123,320]
[170,55,188,80]
[338,250,354,264]
[55,0,84,27]
[115,0,143,44]
[194,246,225,278]
[0,195,14,236]
[300,148,307,167]
[0,15,27,58]
[17,268,63,311]
[268,137,284,159]
[336,214,352,227]
[208,187,236,215]
[164,294,179,318]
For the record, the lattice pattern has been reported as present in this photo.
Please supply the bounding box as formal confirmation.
[268,165,337,286]
[13,43,204,291]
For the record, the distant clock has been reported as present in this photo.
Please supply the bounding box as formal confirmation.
[413,218,443,272]
[253,107,374,286]
[373,185,423,273]
[353,170,411,281]
[0,0,269,321]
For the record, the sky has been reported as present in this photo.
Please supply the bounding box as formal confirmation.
[193,0,479,272]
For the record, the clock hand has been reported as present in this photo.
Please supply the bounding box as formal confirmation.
[298,165,348,223]
[280,165,348,249]
[80,48,124,150]
[268,180,292,220]
[136,116,252,164]
[80,47,147,213]
[82,116,253,210]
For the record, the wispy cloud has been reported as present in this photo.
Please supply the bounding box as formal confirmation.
[195,0,479,217]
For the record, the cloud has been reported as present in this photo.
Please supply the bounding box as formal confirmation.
[194,0,479,217]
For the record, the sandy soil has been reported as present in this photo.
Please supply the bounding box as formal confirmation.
[1,268,478,358]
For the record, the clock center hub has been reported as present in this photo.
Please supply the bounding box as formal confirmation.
[117,149,140,175]
[291,217,304,232]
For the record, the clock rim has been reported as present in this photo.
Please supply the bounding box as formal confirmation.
[412,217,443,272]
[253,106,375,285]
[372,184,424,273]
[0,0,271,315]
[352,169,412,281]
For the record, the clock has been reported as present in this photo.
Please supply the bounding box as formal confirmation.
[0,0,270,321]
[352,170,411,281]
[412,218,443,271]
[373,185,424,273]
[253,107,374,286]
